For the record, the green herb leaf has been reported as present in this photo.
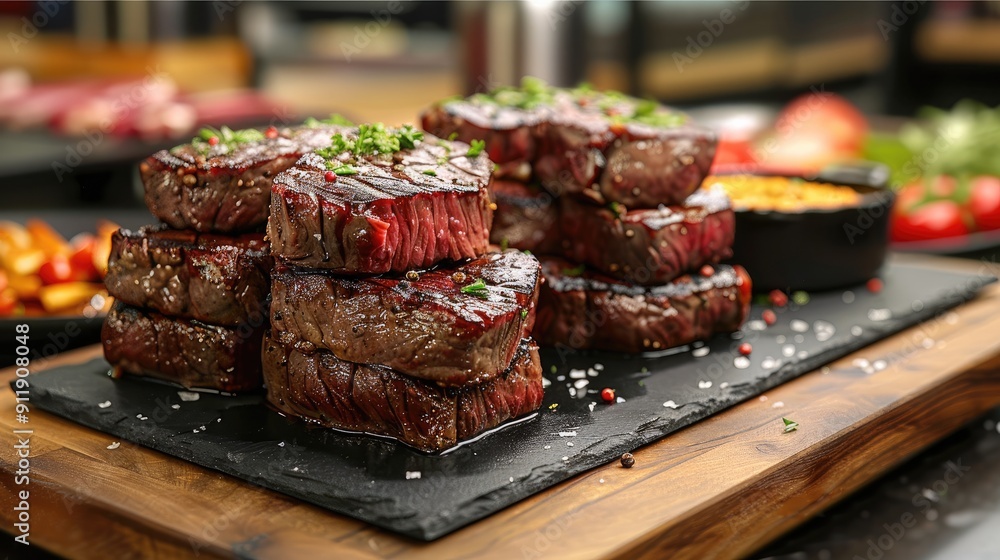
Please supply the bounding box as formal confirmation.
[447,132,459,141]
[607,201,625,220]
[422,169,437,176]
[329,163,358,176]
[305,114,355,128]
[782,418,799,433]
[563,264,586,277]
[520,308,528,319]
[317,123,425,169]
[190,125,265,154]
[398,125,424,149]
[500,238,509,252]
[460,278,490,299]
[467,139,486,158]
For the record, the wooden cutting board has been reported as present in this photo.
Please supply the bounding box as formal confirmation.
[3,254,1000,560]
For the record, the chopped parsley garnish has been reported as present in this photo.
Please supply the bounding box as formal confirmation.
[189,126,265,154]
[422,169,437,176]
[454,77,685,129]
[398,125,424,149]
[315,123,424,171]
[304,114,354,128]
[447,132,459,141]
[520,308,528,319]
[467,139,486,158]
[782,418,799,433]
[500,238,509,251]
[467,76,556,110]
[330,164,358,176]
[563,264,586,277]
[460,278,489,299]
[608,201,625,220]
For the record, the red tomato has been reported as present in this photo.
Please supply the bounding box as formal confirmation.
[69,237,100,281]
[775,92,868,153]
[893,183,926,217]
[891,200,970,242]
[712,138,754,168]
[928,175,958,199]
[38,254,75,285]
[969,176,1000,231]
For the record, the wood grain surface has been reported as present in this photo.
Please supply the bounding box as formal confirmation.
[2,254,1000,560]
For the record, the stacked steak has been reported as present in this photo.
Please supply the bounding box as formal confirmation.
[264,124,545,452]
[103,123,342,390]
[423,81,752,352]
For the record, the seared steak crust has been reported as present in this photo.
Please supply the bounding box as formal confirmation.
[141,125,345,233]
[422,88,716,207]
[535,258,751,352]
[104,226,272,326]
[270,250,540,386]
[490,181,735,285]
[489,181,560,254]
[102,302,264,392]
[263,333,544,452]
[268,133,493,273]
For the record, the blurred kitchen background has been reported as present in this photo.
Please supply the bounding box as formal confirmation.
[1,0,999,211]
[3,4,1000,560]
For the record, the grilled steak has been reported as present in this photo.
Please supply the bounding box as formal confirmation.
[102,302,264,391]
[141,124,345,233]
[268,126,493,273]
[559,185,735,284]
[263,333,544,452]
[422,81,716,207]
[104,226,272,326]
[271,250,540,386]
[535,258,751,352]
[489,181,559,254]
[489,182,734,285]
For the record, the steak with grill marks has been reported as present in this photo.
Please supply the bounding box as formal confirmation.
[270,250,540,386]
[535,257,751,352]
[558,185,735,285]
[488,181,735,285]
[102,302,264,392]
[268,131,493,273]
[421,85,716,207]
[141,124,345,233]
[104,226,272,326]
[263,333,544,452]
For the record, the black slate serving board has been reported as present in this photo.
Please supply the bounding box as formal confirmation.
[22,261,995,541]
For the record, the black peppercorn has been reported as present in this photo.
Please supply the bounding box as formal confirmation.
[620,452,635,468]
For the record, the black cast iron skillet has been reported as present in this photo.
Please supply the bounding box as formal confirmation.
[719,162,894,293]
